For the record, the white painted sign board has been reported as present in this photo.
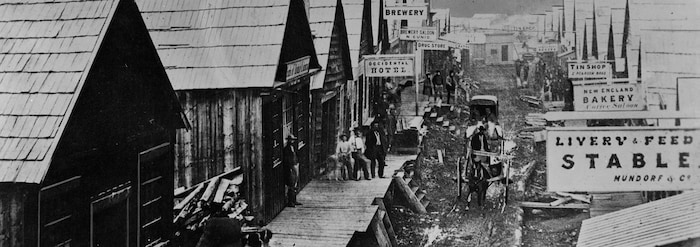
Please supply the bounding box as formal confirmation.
[384,5,428,20]
[568,63,612,79]
[573,83,645,111]
[416,41,449,51]
[399,27,438,41]
[364,55,414,77]
[547,127,700,192]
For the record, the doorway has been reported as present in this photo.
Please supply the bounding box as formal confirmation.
[91,186,130,247]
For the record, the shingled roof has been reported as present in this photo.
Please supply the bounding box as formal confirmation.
[0,0,118,183]
[308,0,352,89]
[342,0,364,71]
[138,0,295,90]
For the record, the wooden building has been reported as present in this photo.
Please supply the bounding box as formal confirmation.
[343,0,375,127]
[308,0,353,172]
[0,0,187,246]
[138,0,320,224]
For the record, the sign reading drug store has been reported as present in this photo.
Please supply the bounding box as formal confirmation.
[364,55,414,77]
[574,83,645,111]
[416,41,449,51]
[547,127,700,192]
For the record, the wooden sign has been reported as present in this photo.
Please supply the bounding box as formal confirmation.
[574,84,645,111]
[568,63,612,79]
[547,127,700,192]
[536,44,559,53]
[416,41,449,51]
[286,56,310,81]
[399,27,438,41]
[364,55,414,77]
[384,5,428,20]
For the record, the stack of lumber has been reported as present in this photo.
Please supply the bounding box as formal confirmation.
[173,174,251,232]
[524,113,546,127]
[519,192,592,209]
[519,95,541,108]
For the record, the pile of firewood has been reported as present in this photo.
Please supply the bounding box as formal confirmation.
[173,175,253,232]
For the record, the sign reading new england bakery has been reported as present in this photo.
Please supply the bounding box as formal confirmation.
[574,84,645,111]
[547,127,700,192]
[364,55,414,77]
[384,5,428,20]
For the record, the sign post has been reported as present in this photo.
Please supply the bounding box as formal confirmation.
[546,127,700,192]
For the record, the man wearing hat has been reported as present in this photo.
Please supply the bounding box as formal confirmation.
[350,127,371,180]
[335,133,355,180]
[283,135,302,207]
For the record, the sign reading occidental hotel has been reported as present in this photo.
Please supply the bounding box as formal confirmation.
[416,41,449,51]
[364,55,414,77]
[384,5,427,20]
[568,63,612,79]
[574,84,645,111]
[399,27,438,41]
[547,127,700,192]
[286,56,310,81]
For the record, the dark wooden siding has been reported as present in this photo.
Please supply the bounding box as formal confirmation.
[174,89,265,220]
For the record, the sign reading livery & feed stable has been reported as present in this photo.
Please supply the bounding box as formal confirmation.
[384,5,428,20]
[364,55,414,77]
[568,63,612,79]
[399,27,438,41]
[574,84,645,111]
[416,41,449,51]
[547,127,700,192]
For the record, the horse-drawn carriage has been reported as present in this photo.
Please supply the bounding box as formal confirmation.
[458,95,512,209]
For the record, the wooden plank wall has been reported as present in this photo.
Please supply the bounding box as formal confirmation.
[174,89,264,216]
[0,186,30,247]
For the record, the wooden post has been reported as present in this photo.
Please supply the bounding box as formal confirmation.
[383,210,398,247]
[371,210,392,247]
[392,176,427,214]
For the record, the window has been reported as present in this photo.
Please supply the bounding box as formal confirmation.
[139,143,169,246]
[40,177,80,247]
[501,45,509,61]
[491,49,498,55]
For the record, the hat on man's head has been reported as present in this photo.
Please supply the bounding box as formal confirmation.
[286,135,298,140]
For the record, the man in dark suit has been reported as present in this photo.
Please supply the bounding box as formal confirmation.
[283,135,302,207]
[365,122,388,178]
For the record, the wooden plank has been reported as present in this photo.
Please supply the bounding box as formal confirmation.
[550,197,573,206]
[437,149,443,164]
[392,176,427,214]
[518,201,590,209]
[371,210,391,247]
[212,178,230,203]
[200,176,219,202]
[556,192,591,204]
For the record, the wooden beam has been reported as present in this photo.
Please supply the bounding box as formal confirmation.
[518,201,589,209]
[382,210,398,247]
[437,149,444,164]
[549,197,573,206]
[556,192,591,204]
[392,176,427,214]
[371,210,392,247]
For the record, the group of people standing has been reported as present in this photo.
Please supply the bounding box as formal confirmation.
[282,122,389,208]
[335,122,389,181]
[423,70,458,104]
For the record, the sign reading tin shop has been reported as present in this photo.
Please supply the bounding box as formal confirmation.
[384,5,428,20]
[547,127,700,192]
[399,27,438,41]
[568,63,611,79]
[574,84,645,111]
[364,55,414,77]
[416,41,449,51]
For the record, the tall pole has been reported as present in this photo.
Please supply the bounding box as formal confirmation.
[415,45,420,116]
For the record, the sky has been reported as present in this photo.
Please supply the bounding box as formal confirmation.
[431,0,561,17]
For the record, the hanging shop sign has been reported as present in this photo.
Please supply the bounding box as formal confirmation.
[286,56,310,81]
[536,44,560,53]
[568,62,612,79]
[547,127,700,192]
[399,27,438,41]
[416,41,449,51]
[384,5,428,20]
[364,55,414,77]
[574,83,645,111]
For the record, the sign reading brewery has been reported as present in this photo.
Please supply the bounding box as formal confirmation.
[574,84,645,111]
[384,5,428,20]
[364,55,414,77]
[568,63,612,79]
[286,56,310,81]
[547,127,700,192]
[399,27,438,41]
[416,41,449,51]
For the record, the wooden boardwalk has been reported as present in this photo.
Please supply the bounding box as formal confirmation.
[267,154,417,247]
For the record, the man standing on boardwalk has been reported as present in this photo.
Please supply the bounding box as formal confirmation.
[365,122,388,178]
[445,70,456,104]
[432,70,443,102]
[283,135,302,207]
[351,128,371,180]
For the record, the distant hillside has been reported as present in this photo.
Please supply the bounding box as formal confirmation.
[432,0,561,17]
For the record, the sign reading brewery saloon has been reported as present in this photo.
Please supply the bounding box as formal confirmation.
[547,127,700,192]
[568,63,612,79]
[399,27,438,41]
[416,41,449,51]
[574,84,645,111]
[364,55,414,77]
[286,56,310,81]
[384,5,428,20]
